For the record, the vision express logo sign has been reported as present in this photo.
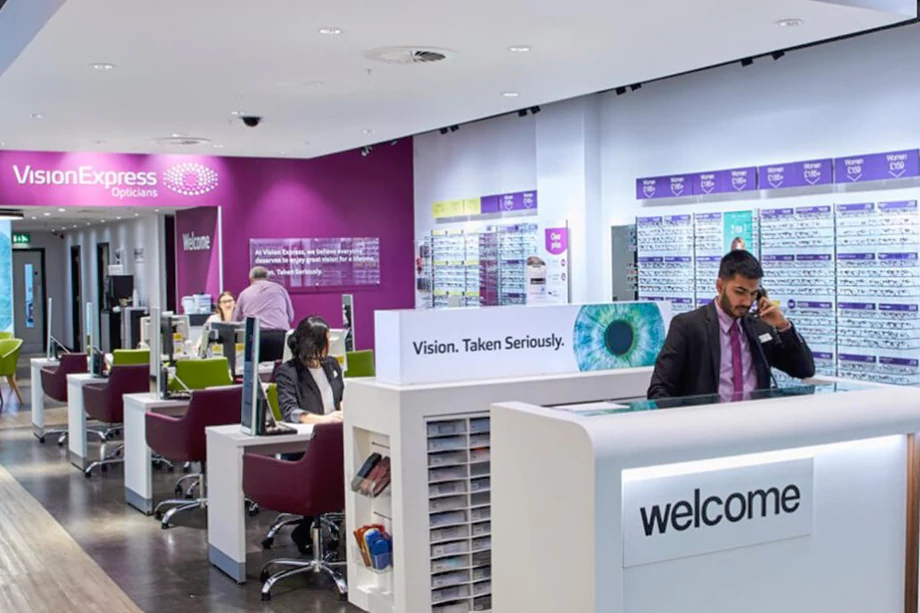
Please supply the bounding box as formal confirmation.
[10,162,218,199]
[622,458,813,567]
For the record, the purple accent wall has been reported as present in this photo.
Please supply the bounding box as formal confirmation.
[0,143,416,351]
[175,207,221,301]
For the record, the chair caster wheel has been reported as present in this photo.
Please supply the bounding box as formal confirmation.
[38,436,45,444]
[167,465,175,473]
[182,464,191,474]
[101,465,108,473]
[339,593,348,602]
[57,440,65,447]
[154,511,162,520]
[160,523,169,530]
[261,593,271,602]
[84,471,92,479]
[261,537,274,549]
[248,506,259,518]
[174,486,183,497]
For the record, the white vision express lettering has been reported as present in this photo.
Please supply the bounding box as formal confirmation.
[13,165,158,188]
[639,484,801,536]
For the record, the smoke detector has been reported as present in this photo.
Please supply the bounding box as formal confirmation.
[364,47,454,65]
[152,136,211,146]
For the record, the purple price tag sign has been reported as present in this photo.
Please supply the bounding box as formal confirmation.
[879,303,919,312]
[797,254,832,262]
[834,150,920,183]
[638,256,663,263]
[797,301,833,309]
[696,255,722,263]
[762,254,795,262]
[480,195,500,214]
[837,253,875,261]
[697,298,714,306]
[672,298,693,304]
[693,167,757,195]
[839,354,877,363]
[664,214,691,223]
[761,208,794,218]
[796,206,832,215]
[813,352,834,360]
[879,253,918,261]
[878,200,918,211]
[664,256,692,263]
[759,159,832,189]
[636,175,694,199]
[838,302,876,310]
[694,212,722,221]
[879,357,920,367]
[637,216,662,225]
[836,203,874,213]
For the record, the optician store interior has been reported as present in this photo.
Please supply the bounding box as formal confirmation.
[3,1,920,613]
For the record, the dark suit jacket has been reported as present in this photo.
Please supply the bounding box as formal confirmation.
[647,302,815,400]
[275,357,345,423]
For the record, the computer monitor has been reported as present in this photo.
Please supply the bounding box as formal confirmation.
[240,317,263,436]
[148,307,161,397]
[90,347,106,377]
[46,297,53,359]
[211,321,245,377]
[281,327,348,373]
[84,302,96,354]
[160,314,191,362]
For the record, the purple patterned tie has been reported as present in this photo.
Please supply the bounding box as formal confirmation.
[730,320,744,398]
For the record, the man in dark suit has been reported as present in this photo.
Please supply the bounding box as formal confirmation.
[647,250,815,400]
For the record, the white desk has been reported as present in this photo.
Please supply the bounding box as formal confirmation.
[29,357,56,440]
[66,373,104,470]
[123,393,190,514]
[491,382,920,613]
[206,423,314,583]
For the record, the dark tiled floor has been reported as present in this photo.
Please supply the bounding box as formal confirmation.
[0,367,359,613]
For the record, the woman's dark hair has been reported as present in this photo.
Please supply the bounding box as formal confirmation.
[288,315,330,365]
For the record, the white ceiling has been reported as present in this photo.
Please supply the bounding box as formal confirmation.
[12,206,186,233]
[0,0,910,159]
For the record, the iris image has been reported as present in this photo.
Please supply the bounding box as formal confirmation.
[572,303,666,371]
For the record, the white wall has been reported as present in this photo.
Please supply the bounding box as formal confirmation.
[63,215,163,343]
[413,22,920,304]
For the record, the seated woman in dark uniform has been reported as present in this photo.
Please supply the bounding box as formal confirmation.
[274,315,345,553]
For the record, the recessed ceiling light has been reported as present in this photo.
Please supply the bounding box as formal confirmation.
[318,27,343,35]
[775,18,803,27]
[507,45,532,53]
[116,216,122,220]
[92,139,106,145]
[363,129,374,134]
[154,209,160,212]
[90,63,116,71]
[57,208,65,212]
[134,213,139,217]
[502,91,520,98]
[307,80,324,87]
[0,142,5,147]
[43,212,50,217]
[30,113,45,120]
[230,110,246,117]
[213,144,224,148]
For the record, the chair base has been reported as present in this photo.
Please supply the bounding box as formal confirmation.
[154,497,206,529]
[85,444,124,478]
[258,512,347,601]
[37,428,68,446]
[262,513,301,549]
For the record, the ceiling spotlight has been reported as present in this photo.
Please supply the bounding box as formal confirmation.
[318,27,343,35]
[517,109,528,118]
[30,113,45,120]
[57,208,65,212]
[361,145,373,157]
[439,127,449,135]
[116,216,122,220]
[230,110,246,117]
[390,140,399,146]
[90,63,116,71]
[615,87,627,96]
[134,213,139,217]
[43,212,50,216]
[213,144,224,149]
[363,129,374,135]
[529,106,541,115]
[630,83,642,92]
[502,92,520,98]
[507,45,532,53]
[776,18,803,28]
[771,50,786,61]
[741,57,754,67]
[449,125,459,132]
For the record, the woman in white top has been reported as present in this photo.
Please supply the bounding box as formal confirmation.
[275,315,345,424]
[194,291,235,354]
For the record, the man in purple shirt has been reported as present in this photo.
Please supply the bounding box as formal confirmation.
[647,250,814,400]
[233,266,295,361]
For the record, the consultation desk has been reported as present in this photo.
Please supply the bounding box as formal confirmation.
[491,382,920,613]
[66,373,106,470]
[206,423,314,583]
[30,357,57,439]
[123,393,191,514]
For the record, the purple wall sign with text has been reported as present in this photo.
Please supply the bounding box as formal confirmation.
[545,227,568,256]
[636,174,694,199]
[250,237,381,291]
[175,208,221,301]
[834,150,920,183]
[693,167,757,195]
[758,159,833,189]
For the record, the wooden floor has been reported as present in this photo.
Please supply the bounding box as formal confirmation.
[0,461,142,612]
[0,360,360,613]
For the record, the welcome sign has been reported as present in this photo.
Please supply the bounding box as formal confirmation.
[374,302,670,385]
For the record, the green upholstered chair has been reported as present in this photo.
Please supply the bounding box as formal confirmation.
[344,349,375,378]
[112,349,150,366]
[266,383,283,422]
[172,357,233,390]
[0,332,13,341]
[0,338,24,408]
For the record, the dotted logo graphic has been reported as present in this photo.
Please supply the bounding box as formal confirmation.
[162,163,219,197]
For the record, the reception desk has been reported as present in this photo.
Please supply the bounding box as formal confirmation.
[491,382,920,613]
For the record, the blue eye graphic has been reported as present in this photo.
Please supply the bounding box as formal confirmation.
[573,303,666,371]
[0,230,10,331]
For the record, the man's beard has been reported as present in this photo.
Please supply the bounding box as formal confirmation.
[719,292,746,319]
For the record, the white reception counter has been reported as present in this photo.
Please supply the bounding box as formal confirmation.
[491,381,920,613]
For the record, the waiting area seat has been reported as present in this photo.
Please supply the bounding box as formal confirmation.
[171,357,232,391]
[112,349,150,366]
[243,421,347,601]
[38,352,88,445]
[145,386,242,529]
[0,338,24,409]
[344,349,375,378]
[82,364,150,478]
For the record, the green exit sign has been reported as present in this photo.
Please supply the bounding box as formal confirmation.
[12,232,30,245]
